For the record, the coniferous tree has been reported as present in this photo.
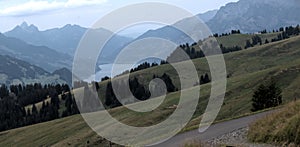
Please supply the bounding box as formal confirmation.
[265,39,269,44]
[252,35,262,46]
[251,84,267,111]
[105,82,121,108]
[266,79,282,107]
[0,84,9,98]
[251,79,282,112]
[31,104,39,123]
[200,73,211,84]
[129,77,150,101]
[245,40,253,49]
[160,73,176,92]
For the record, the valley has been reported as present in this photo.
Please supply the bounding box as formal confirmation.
[0,0,300,146]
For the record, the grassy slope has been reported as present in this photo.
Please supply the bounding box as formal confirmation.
[23,33,280,110]
[248,100,300,146]
[216,33,279,48]
[1,35,300,146]
[93,33,281,103]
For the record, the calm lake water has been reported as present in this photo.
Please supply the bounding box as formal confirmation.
[86,64,133,82]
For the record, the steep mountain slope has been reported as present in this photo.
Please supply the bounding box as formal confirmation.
[0,55,66,85]
[4,23,133,62]
[134,10,219,45]
[207,0,300,33]
[0,33,71,72]
[134,0,300,44]
[196,9,218,23]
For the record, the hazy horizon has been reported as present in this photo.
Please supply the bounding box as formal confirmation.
[0,0,239,35]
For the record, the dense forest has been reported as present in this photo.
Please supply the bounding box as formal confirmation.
[0,83,79,132]
[76,73,178,109]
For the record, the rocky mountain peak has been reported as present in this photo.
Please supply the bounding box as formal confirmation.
[18,21,39,32]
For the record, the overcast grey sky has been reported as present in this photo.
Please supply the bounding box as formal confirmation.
[0,0,239,34]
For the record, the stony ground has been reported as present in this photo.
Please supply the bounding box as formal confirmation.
[206,127,276,147]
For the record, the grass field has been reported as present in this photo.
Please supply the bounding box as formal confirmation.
[1,34,300,146]
[248,100,300,146]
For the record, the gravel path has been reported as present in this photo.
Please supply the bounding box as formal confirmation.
[206,127,275,147]
[152,110,276,147]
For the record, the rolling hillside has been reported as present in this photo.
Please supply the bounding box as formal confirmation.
[1,33,300,146]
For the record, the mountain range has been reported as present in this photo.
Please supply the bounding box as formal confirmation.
[0,33,72,72]
[121,0,300,45]
[0,55,68,85]
[4,22,133,59]
[134,9,218,45]
[4,0,300,58]
[1,0,300,85]
[207,0,300,33]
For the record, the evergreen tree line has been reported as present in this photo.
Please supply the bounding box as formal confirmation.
[101,76,110,82]
[0,83,79,132]
[220,44,243,53]
[271,26,300,42]
[180,42,243,58]
[8,83,70,107]
[213,29,241,37]
[245,25,300,48]
[130,62,159,73]
[194,73,211,86]
[179,43,205,59]
[102,73,176,108]
[244,35,263,49]
[116,62,166,77]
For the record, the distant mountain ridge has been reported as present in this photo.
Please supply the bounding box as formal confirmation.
[52,67,75,86]
[4,23,133,63]
[4,0,300,50]
[0,54,67,85]
[130,0,300,44]
[3,9,216,59]
[0,33,72,72]
[3,0,300,71]
[134,10,218,45]
[207,0,300,33]
[197,9,218,23]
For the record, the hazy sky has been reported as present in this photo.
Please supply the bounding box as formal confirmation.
[0,0,239,34]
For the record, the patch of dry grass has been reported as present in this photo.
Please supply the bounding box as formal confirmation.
[248,100,300,146]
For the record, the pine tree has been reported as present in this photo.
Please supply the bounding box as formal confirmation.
[265,39,269,44]
[105,82,121,108]
[266,79,282,107]
[31,104,39,123]
[0,84,9,98]
[161,73,176,92]
[245,40,253,49]
[251,84,268,112]
[200,73,211,84]
[251,79,282,112]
